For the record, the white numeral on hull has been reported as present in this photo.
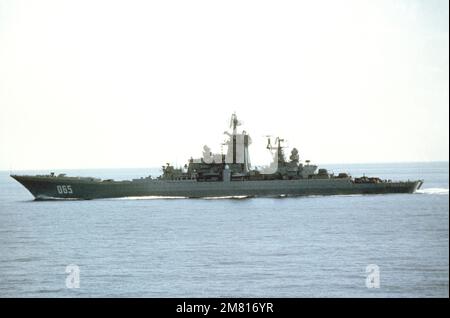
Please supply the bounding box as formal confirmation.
[57,185,73,194]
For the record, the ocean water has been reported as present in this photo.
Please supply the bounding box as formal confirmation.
[0,162,448,297]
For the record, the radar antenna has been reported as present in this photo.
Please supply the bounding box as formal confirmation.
[266,136,287,164]
[266,136,286,153]
[229,112,242,135]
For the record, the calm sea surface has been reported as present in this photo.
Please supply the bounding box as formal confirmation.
[0,162,448,297]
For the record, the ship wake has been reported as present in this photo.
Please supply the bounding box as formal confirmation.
[109,196,188,200]
[416,188,449,195]
[203,195,252,200]
[110,195,253,200]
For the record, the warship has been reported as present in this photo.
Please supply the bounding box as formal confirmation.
[11,113,423,200]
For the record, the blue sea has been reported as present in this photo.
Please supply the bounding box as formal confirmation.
[0,162,448,297]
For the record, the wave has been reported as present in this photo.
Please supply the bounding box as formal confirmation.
[416,188,449,195]
[203,195,251,200]
[34,196,81,201]
[112,195,252,200]
[110,196,188,200]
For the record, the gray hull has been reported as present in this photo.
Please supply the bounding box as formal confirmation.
[11,175,423,200]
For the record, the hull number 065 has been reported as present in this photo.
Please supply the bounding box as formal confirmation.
[57,185,73,194]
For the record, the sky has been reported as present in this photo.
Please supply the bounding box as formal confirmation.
[0,0,448,170]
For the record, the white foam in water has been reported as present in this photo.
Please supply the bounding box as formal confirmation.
[204,195,250,200]
[110,195,252,200]
[417,188,449,195]
[110,196,187,200]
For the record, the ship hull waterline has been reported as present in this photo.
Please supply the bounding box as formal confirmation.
[11,175,424,200]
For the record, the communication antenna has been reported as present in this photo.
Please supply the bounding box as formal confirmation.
[265,135,273,150]
[274,137,286,150]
